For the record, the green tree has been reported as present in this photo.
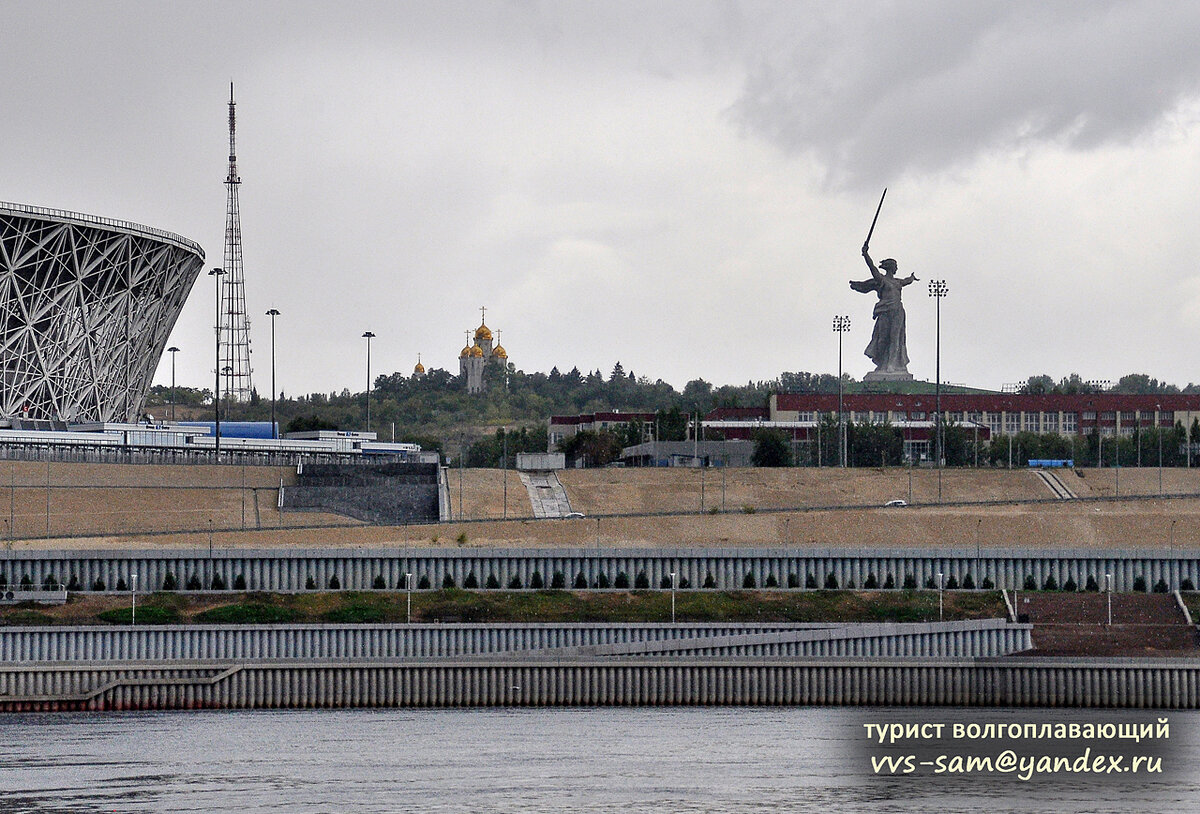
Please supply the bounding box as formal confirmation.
[751,429,792,467]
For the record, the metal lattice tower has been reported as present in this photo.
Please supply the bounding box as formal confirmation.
[220,82,253,401]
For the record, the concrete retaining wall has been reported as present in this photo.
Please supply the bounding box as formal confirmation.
[9,546,1200,593]
[1,657,1196,710]
[0,620,1028,663]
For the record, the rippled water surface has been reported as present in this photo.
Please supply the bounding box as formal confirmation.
[0,707,1197,813]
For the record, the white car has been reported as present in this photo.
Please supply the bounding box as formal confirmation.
[564,511,585,519]
[883,499,908,508]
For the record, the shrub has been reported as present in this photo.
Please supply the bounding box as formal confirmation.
[161,573,178,591]
[1153,578,1169,594]
[42,574,59,590]
[114,577,127,592]
[508,575,522,589]
[66,575,81,592]
[1085,575,1098,592]
[883,574,896,590]
[962,573,975,590]
[924,577,936,590]
[456,532,467,545]
[530,571,544,589]
[442,573,456,589]
[633,571,649,589]
[708,505,720,514]
[0,574,6,589]
[1022,575,1037,591]
[323,603,385,624]
[845,578,855,589]
[486,574,500,589]
[864,574,879,589]
[464,572,479,589]
[196,603,300,624]
[187,574,203,590]
[805,573,818,589]
[902,574,916,590]
[92,578,106,592]
[702,572,716,589]
[981,577,994,590]
[98,606,180,625]
[743,572,757,589]
[741,505,756,514]
[787,573,800,588]
[1063,577,1077,592]
[598,573,611,589]
[417,575,431,589]
[765,574,779,588]
[551,572,566,589]
[573,572,588,589]
[615,572,630,589]
[211,574,227,590]
[305,576,316,590]
[824,573,838,590]
[660,575,673,589]
[327,575,340,590]
[234,574,247,591]
[1042,575,1058,591]
[945,575,959,590]
[678,577,691,589]
[1133,575,1147,592]
[373,575,387,590]
[1183,578,1196,592]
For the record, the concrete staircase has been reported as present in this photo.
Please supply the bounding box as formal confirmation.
[520,471,574,518]
[1015,591,1198,656]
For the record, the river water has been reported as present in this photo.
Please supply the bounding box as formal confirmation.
[0,707,1196,813]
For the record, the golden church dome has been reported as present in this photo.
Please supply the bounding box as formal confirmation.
[474,322,493,342]
[492,344,507,360]
[413,355,425,374]
[460,343,473,358]
[469,344,484,358]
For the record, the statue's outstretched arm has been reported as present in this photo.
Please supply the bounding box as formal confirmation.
[861,243,881,279]
[901,273,919,285]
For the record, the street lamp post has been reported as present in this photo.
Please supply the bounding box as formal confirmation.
[362,331,376,432]
[131,572,138,626]
[928,281,949,502]
[405,572,413,624]
[208,269,225,454]
[1106,573,1113,626]
[937,571,944,622]
[670,571,677,624]
[1157,403,1164,496]
[266,309,280,439]
[833,316,851,468]
[167,346,180,422]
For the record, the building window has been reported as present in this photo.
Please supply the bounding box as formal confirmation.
[1120,411,1135,423]
[1120,426,1135,437]
[1043,413,1059,434]
[987,414,1002,434]
[1100,411,1116,421]
[796,411,814,422]
[968,411,982,424]
[1160,411,1175,426]
[1082,411,1096,420]
[912,411,926,420]
[1023,412,1040,433]
[1140,411,1154,422]
[1063,413,1078,433]
[1005,413,1019,434]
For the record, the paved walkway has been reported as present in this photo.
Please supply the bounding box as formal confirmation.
[520,471,574,518]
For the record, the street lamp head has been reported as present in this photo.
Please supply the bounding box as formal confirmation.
[167,346,179,353]
[208,267,225,277]
[362,331,375,339]
[928,280,949,297]
[832,315,851,332]
[266,308,280,317]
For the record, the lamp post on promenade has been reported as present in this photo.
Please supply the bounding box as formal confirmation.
[928,280,949,502]
[362,331,376,432]
[167,346,180,421]
[208,268,225,454]
[670,571,677,624]
[833,316,851,468]
[266,309,280,439]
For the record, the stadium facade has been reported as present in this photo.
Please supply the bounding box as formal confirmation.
[0,202,204,423]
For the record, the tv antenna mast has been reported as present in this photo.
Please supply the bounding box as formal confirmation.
[220,82,253,402]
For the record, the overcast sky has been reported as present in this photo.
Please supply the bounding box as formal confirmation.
[5,0,1200,397]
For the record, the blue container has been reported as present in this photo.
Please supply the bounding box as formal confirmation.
[179,421,279,439]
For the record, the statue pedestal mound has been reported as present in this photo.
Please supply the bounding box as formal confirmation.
[864,371,914,383]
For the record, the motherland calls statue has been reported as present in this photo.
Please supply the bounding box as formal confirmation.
[848,189,916,381]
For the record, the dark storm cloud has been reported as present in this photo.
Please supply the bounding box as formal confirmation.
[728,1,1200,187]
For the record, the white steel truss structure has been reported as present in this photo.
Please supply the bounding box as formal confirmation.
[220,83,254,402]
[0,202,204,422]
